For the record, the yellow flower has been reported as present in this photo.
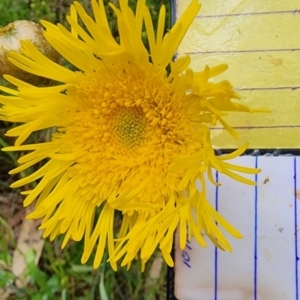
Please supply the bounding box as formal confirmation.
[0,0,260,270]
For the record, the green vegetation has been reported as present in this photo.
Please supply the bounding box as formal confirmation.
[0,0,171,299]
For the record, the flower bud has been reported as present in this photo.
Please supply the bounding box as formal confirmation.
[0,20,59,85]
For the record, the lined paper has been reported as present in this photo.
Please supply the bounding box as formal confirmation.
[176,0,300,149]
[174,156,300,300]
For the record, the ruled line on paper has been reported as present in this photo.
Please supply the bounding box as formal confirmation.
[186,48,300,55]
[235,86,300,91]
[214,171,219,300]
[294,157,299,300]
[196,9,300,19]
[254,157,258,300]
[210,125,300,130]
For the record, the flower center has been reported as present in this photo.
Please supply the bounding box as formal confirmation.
[112,108,146,147]
[101,107,146,151]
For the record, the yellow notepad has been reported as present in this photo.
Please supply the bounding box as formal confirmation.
[177,0,300,149]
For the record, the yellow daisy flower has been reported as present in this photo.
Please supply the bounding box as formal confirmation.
[0,0,260,270]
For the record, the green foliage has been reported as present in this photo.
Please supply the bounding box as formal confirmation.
[0,0,171,30]
[0,0,89,26]
[0,238,166,299]
[0,0,30,26]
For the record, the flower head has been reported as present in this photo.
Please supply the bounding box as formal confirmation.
[0,0,260,270]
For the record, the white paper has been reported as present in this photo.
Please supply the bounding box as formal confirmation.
[174,156,300,300]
